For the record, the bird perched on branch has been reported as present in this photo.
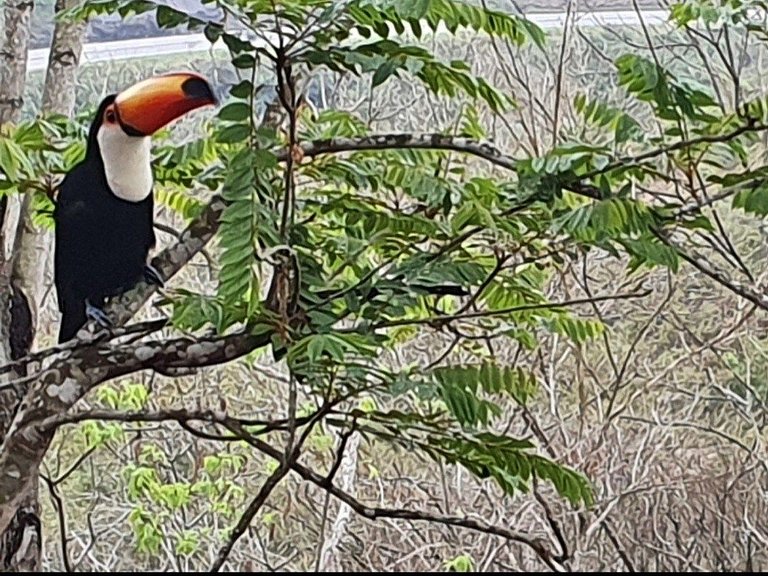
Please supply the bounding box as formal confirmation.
[54,72,216,343]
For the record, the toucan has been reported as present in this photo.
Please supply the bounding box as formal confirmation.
[54,72,216,343]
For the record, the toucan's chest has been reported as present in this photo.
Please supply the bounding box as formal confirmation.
[55,164,156,264]
[55,180,156,299]
[93,194,154,249]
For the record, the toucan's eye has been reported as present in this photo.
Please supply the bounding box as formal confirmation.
[105,109,117,124]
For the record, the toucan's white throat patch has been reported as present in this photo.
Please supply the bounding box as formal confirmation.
[97,124,153,202]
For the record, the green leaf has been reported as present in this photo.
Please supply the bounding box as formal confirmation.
[218,102,251,122]
[444,554,475,572]
[128,505,163,556]
[432,363,538,409]
[0,138,32,180]
[155,188,205,221]
[204,22,223,43]
[427,432,593,506]
[733,183,768,216]
[126,465,159,500]
[175,531,199,557]
[231,53,256,69]
[230,80,253,99]
[156,5,191,29]
[348,0,544,47]
[217,124,250,144]
[216,149,263,305]
[548,316,605,344]
[371,59,401,87]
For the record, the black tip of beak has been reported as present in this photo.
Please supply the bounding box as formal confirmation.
[182,77,217,105]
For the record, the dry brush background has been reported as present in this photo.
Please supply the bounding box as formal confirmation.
[6,0,768,572]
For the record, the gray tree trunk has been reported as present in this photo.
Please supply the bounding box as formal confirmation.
[0,18,35,563]
[0,0,33,125]
[12,0,86,355]
[0,0,86,571]
[41,0,86,115]
[0,0,34,368]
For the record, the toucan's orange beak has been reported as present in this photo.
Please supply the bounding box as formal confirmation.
[114,72,217,136]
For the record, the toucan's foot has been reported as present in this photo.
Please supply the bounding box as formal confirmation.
[85,300,113,329]
[144,264,165,288]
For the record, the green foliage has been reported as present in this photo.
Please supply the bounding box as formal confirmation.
[573,92,644,145]
[444,554,475,572]
[306,39,513,111]
[615,53,718,122]
[217,148,261,307]
[0,115,84,226]
[155,187,205,221]
[120,444,249,556]
[430,433,594,507]
[549,316,606,344]
[669,0,757,28]
[556,197,657,241]
[167,290,246,333]
[80,421,124,448]
[357,407,593,506]
[97,382,150,411]
[431,363,538,427]
[119,0,610,507]
[733,186,768,215]
[152,133,226,224]
[128,506,164,556]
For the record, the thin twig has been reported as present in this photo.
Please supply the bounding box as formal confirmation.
[41,473,72,572]
[370,289,653,330]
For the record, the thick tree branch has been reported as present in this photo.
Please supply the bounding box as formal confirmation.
[0,319,168,380]
[0,0,32,125]
[38,408,315,435]
[0,327,273,533]
[0,195,7,263]
[279,133,526,179]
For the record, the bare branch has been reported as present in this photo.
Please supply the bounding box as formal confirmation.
[40,474,71,572]
[38,407,316,435]
[227,424,566,572]
[656,229,768,311]
[209,461,292,572]
[370,289,653,329]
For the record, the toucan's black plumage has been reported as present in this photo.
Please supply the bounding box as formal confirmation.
[54,94,156,343]
[54,73,215,343]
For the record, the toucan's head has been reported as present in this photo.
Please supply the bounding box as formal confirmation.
[89,72,216,202]
[93,71,216,139]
